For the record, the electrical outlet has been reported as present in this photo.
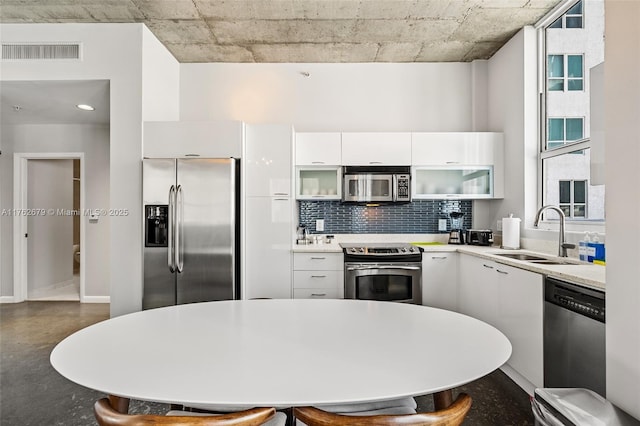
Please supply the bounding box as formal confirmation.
[316,219,325,232]
[438,219,447,231]
[497,219,502,231]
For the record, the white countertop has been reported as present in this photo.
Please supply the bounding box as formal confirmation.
[292,234,605,291]
[51,300,511,409]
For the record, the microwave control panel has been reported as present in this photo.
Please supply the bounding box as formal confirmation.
[395,175,411,202]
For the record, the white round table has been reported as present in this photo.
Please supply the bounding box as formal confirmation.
[51,299,511,410]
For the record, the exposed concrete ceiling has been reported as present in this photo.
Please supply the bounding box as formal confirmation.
[0,0,562,63]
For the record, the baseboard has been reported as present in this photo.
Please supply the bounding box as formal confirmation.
[0,296,17,303]
[500,364,537,396]
[81,296,110,304]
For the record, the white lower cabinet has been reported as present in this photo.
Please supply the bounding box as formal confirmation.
[458,254,543,388]
[494,262,544,388]
[421,252,458,311]
[293,253,344,299]
[458,255,499,327]
[244,197,292,299]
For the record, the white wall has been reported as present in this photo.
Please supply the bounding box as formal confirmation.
[142,26,180,122]
[0,23,179,316]
[2,124,110,299]
[27,159,73,296]
[179,63,474,131]
[474,27,538,231]
[604,1,640,417]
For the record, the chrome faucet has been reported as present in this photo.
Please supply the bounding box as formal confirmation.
[534,205,576,257]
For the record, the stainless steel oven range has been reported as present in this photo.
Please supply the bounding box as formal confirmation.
[342,243,422,304]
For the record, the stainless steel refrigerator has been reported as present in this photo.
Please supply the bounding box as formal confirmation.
[142,158,240,309]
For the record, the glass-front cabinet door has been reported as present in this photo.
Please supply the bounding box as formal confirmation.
[412,166,493,199]
[296,167,342,200]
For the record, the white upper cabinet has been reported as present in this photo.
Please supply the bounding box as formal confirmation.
[411,132,502,166]
[245,124,293,197]
[143,121,243,158]
[295,132,342,165]
[341,132,411,165]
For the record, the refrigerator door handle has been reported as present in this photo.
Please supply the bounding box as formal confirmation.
[176,184,184,273]
[168,185,176,272]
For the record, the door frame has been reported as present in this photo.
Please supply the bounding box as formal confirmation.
[13,152,86,302]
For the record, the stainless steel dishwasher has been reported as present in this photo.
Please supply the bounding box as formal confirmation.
[544,277,606,396]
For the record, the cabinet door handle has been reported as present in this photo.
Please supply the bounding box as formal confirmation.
[446,161,460,164]
[310,257,326,260]
[431,256,447,260]
[369,161,383,164]
[273,192,289,196]
[311,161,325,164]
[311,293,327,297]
[483,264,494,269]
[274,198,289,201]
[311,275,327,278]
[496,269,509,275]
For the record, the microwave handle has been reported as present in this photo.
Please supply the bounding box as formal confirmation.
[392,174,398,202]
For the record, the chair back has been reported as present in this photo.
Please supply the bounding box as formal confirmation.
[94,398,276,426]
[293,393,471,426]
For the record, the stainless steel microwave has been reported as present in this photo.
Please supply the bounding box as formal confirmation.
[342,166,411,203]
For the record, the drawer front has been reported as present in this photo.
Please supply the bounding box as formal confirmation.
[293,253,343,270]
[293,288,342,299]
[294,270,343,289]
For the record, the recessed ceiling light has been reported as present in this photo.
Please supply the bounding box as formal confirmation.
[76,104,95,111]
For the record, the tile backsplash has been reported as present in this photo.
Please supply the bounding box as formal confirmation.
[298,200,472,234]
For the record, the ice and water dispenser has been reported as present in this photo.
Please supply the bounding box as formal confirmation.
[145,205,168,247]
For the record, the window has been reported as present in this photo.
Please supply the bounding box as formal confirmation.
[559,180,587,218]
[548,117,584,149]
[549,0,583,29]
[539,0,605,223]
[547,54,584,91]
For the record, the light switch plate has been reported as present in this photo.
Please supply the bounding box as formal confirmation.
[316,219,325,232]
[438,219,447,231]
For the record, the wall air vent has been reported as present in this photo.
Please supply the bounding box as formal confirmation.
[2,43,81,60]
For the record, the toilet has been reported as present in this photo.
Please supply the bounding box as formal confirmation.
[73,244,80,265]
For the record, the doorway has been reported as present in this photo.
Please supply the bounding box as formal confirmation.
[13,153,85,302]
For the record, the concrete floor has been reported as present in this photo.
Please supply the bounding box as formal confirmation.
[0,301,534,425]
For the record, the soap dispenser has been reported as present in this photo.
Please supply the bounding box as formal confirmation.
[579,232,590,262]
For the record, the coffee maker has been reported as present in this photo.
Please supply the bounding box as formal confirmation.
[448,212,465,245]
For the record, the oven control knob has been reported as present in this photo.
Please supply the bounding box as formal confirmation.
[358,248,364,253]
[401,248,407,252]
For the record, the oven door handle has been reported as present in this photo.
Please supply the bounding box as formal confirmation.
[346,266,421,271]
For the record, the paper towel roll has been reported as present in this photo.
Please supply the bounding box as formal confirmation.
[502,216,521,249]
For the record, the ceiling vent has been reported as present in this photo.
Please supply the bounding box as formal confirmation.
[2,43,81,60]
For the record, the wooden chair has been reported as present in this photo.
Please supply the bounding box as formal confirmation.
[94,396,282,426]
[293,393,472,426]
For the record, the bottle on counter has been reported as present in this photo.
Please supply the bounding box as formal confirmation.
[579,232,591,262]
[588,233,605,265]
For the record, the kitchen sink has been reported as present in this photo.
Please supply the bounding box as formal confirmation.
[528,259,582,265]
[494,252,583,266]
[494,253,549,261]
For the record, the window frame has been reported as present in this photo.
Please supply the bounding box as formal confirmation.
[536,0,604,229]
[549,0,584,29]
[547,116,585,149]
[559,179,588,218]
[547,53,584,92]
